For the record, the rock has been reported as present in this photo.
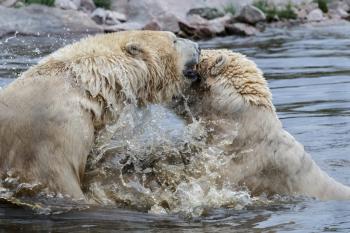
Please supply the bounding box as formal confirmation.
[91,8,127,25]
[154,13,180,32]
[91,8,107,25]
[179,21,213,39]
[103,22,144,32]
[292,2,318,20]
[295,8,308,20]
[328,8,349,20]
[298,2,318,14]
[79,0,95,13]
[179,15,214,39]
[103,20,160,33]
[307,9,324,21]
[187,7,225,20]
[225,22,259,36]
[208,14,233,34]
[111,0,183,32]
[328,1,350,19]
[328,1,350,12]
[179,14,232,39]
[0,0,17,7]
[0,5,102,37]
[14,0,24,8]
[110,0,234,32]
[338,8,349,19]
[338,9,350,20]
[186,14,209,25]
[345,0,350,8]
[109,11,127,22]
[54,0,81,10]
[236,5,266,25]
[142,21,161,31]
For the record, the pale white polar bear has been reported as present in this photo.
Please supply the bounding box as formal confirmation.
[0,31,200,200]
[184,49,350,200]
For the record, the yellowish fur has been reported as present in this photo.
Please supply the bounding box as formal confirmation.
[0,31,199,199]
[197,49,274,113]
[187,49,350,200]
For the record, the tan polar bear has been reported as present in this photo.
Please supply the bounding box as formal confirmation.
[182,49,350,200]
[0,31,200,200]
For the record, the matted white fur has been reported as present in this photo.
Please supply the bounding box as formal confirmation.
[0,31,199,199]
[188,49,350,200]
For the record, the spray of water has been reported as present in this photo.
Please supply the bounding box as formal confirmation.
[83,98,256,217]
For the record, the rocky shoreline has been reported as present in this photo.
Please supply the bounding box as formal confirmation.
[0,0,349,39]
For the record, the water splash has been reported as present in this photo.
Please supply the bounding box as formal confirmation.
[83,103,255,217]
[0,170,90,215]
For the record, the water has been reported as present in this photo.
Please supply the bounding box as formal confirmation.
[1,23,350,232]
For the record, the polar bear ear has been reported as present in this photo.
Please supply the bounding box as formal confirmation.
[125,42,144,56]
[211,54,228,76]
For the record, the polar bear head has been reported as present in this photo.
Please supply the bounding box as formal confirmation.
[195,49,274,114]
[42,31,200,108]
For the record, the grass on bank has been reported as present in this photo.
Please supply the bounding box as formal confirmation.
[253,0,297,21]
[224,2,236,15]
[93,0,111,9]
[24,0,54,6]
[315,0,329,13]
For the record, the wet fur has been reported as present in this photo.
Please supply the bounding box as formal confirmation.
[0,31,197,199]
[182,49,350,200]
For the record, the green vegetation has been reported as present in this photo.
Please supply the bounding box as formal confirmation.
[315,0,329,13]
[278,2,298,19]
[253,0,297,21]
[223,3,236,15]
[254,0,278,21]
[24,0,54,6]
[93,0,111,9]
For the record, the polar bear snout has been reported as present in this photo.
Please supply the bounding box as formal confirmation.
[181,38,201,66]
[176,38,201,80]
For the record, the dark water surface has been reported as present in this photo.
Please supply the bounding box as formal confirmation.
[1,24,350,232]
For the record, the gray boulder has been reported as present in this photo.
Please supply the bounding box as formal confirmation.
[179,14,232,39]
[103,21,161,32]
[91,8,127,25]
[225,22,259,36]
[328,1,350,19]
[187,7,225,20]
[110,0,234,32]
[54,0,81,10]
[307,9,324,21]
[0,0,18,7]
[328,8,349,20]
[0,5,102,37]
[328,1,350,12]
[91,8,108,25]
[236,5,266,25]
[104,22,144,32]
[80,0,96,13]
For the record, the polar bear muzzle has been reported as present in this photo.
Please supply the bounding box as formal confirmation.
[175,38,201,81]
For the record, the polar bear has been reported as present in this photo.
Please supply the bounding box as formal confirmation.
[0,31,200,199]
[182,49,350,200]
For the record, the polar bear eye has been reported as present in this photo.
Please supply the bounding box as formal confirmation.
[211,54,228,76]
[173,39,177,45]
[125,42,143,56]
